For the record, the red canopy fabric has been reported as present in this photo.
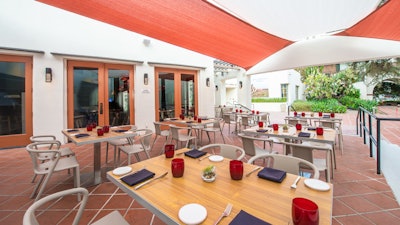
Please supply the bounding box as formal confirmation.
[37,0,400,69]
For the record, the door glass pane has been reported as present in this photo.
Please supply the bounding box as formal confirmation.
[158,72,175,120]
[73,67,98,127]
[181,74,195,117]
[0,62,25,135]
[108,69,130,126]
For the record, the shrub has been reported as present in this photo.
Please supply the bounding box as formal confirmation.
[339,96,378,112]
[251,97,287,103]
[291,99,346,113]
[291,100,312,112]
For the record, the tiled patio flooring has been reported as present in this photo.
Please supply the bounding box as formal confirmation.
[1,107,399,224]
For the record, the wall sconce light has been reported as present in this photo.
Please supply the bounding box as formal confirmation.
[215,85,218,91]
[239,81,243,89]
[45,68,52,83]
[144,73,148,85]
[206,77,210,87]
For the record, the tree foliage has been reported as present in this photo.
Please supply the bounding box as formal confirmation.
[348,58,400,86]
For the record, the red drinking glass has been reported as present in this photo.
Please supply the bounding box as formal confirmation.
[316,127,324,135]
[272,124,279,131]
[86,124,93,131]
[292,197,319,225]
[318,112,323,117]
[164,144,175,158]
[229,160,243,180]
[103,125,110,133]
[235,109,238,113]
[251,110,255,114]
[256,111,260,114]
[330,112,335,118]
[239,109,243,113]
[294,111,298,117]
[194,115,197,121]
[296,123,302,131]
[258,121,264,128]
[301,112,305,117]
[171,158,184,178]
[97,128,104,136]
[197,117,202,123]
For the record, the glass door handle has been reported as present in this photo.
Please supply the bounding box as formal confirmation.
[99,103,103,115]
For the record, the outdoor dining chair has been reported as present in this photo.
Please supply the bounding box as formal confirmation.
[198,143,245,160]
[238,133,277,161]
[26,141,80,201]
[314,119,344,154]
[23,187,129,225]
[118,129,153,165]
[222,113,237,133]
[168,124,197,149]
[29,135,76,183]
[248,153,320,179]
[151,121,170,154]
[201,118,226,144]
[105,125,137,165]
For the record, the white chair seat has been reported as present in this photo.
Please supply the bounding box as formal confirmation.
[92,210,130,225]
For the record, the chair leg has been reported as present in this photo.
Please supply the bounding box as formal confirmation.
[35,171,53,202]
[31,175,45,199]
[106,142,110,163]
[74,167,81,201]
[31,174,37,183]
[221,131,226,144]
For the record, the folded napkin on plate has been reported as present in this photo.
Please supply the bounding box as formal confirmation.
[256,129,268,133]
[298,132,311,137]
[307,127,316,131]
[75,133,90,138]
[257,167,286,183]
[67,129,79,132]
[114,129,129,133]
[229,210,271,225]
[184,149,207,158]
[121,169,155,186]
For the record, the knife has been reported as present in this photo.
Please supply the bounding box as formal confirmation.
[134,172,168,190]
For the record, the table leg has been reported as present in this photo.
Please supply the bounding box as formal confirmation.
[93,142,102,185]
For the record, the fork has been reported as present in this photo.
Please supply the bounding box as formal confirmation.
[213,203,233,225]
[291,176,301,189]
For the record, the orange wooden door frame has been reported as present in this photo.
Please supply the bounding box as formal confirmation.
[0,54,32,148]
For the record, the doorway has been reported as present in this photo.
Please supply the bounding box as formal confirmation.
[67,61,135,128]
[0,55,32,147]
[155,68,198,121]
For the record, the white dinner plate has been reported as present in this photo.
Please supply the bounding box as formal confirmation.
[209,155,224,162]
[112,166,132,176]
[178,203,207,225]
[304,178,331,191]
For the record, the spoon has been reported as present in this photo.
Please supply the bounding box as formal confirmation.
[291,176,301,189]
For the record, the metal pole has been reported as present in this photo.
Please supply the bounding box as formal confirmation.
[368,114,373,157]
[377,120,381,174]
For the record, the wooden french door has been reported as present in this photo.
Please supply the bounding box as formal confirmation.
[155,67,198,121]
[0,55,32,148]
[67,61,135,128]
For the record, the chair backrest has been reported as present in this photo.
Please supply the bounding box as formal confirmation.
[248,153,320,179]
[222,114,234,123]
[23,187,89,225]
[153,121,163,135]
[318,120,336,129]
[241,116,252,126]
[139,129,153,150]
[212,118,223,129]
[283,141,331,164]
[287,118,307,126]
[199,143,245,160]
[26,141,62,174]
[237,133,257,156]
[168,125,181,140]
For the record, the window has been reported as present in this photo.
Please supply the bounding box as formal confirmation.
[295,85,299,100]
[281,83,288,98]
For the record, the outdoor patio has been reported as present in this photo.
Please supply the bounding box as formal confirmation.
[1,108,399,225]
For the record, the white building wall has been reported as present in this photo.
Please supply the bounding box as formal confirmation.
[0,0,215,142]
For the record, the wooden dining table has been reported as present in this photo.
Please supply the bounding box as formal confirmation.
[62,126,137,186]
[107,148,333,225]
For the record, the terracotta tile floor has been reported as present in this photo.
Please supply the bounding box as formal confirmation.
[1,107,399,225]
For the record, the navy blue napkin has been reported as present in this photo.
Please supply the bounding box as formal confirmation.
[298,132,311,137]
[75,133,90,138]
[257,167,286,183]
[67,129,79,132]
[184,149,207,158]
[323,115,330,118]
[307,127,316,131]
[229,210,271,225]
[121,169,155,186]
[169,118,178,120]
[186,121,194,123]
[256,129,268,133]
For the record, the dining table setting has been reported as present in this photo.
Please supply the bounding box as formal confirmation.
[107,147,333,225]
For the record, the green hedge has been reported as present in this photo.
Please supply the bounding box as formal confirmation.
[339,96,378,112]
[251,97,287,103]
[291,99,346,113]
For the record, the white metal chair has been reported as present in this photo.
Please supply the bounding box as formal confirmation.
[26,141,80,201]
[240,115,257,131]
[151,121,170,154]
[168,125,197,148]
[238,133,277,161]
[222,114,237,133]
[248,153,320,179]
[105,125,137,165]
[198,143,245,160]
[201,118,226,144]
[283,141,333,182]
[29,135,76,182]
[23,187,129,225]
[314,119,344,154]
[118,129,153,165]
